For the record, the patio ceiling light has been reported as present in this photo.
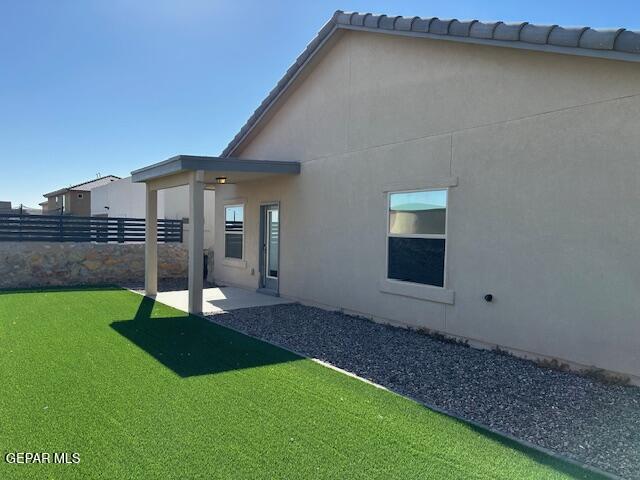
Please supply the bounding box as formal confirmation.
[215,177,227,184]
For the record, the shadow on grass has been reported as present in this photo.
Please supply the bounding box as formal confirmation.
[14,286,606,478]
[110,296,301,378]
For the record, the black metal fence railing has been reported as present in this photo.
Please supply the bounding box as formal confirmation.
[0,214,183,243]
[224,220,243,232]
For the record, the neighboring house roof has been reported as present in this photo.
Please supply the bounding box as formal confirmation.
[221,10,640,157]
[44,175,121,197]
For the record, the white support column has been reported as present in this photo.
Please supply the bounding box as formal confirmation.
[188,170,205,314]
[145,184,158,296]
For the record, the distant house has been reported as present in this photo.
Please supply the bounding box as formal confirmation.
[90,176,215,249]
[41,175,120,216]
[0,201,41,215]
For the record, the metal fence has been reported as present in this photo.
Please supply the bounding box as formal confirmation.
[0,214,183,243]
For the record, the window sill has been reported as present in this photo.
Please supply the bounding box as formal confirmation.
[379,278,454,305]
[222,258,247,269]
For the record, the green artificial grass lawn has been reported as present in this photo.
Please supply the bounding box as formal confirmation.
[0,288,603,480]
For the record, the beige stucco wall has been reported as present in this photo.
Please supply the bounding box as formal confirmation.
[67,190,91,216]
[42,191,91,216]
[42,195,62,214]
[213,31,640,380]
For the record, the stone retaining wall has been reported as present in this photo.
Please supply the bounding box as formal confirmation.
[0,242,188,289]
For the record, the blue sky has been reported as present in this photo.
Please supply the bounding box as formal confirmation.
[1,0,638,208]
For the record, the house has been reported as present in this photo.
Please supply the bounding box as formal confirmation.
[0,201,12,214]
[41,175,120,215]
[132,12,640,383]
[90,176,215,250]
[1,202,42,215]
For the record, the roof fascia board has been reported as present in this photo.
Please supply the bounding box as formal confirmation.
[131,155,300,183]
[43,188,69,198]
[180,156,301,173]
[222,22,341,157]
[131,157,184,183]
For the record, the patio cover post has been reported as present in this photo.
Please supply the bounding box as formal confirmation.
[145,184,158,296]
[188,170,204,314]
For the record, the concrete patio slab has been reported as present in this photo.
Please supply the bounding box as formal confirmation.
[149,286,292,315]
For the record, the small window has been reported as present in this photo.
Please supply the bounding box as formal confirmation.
[224,204,244,259]
[387,189,447,287]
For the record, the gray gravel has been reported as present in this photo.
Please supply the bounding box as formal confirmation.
[208,303,640,479]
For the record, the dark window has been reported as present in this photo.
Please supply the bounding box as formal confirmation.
[388,190,447,287]
[388,238,445,287]
[224,234,243,259]
[224,205,244,259]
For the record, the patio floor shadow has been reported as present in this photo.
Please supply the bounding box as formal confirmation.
[110,296,301,377]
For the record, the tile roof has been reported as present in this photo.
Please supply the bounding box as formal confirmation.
[221,10,640,157]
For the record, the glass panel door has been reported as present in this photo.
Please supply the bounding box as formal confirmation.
[266,207,279,278]
[260,204,279,293]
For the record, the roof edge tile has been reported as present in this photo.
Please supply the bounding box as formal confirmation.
[221,10,640,157]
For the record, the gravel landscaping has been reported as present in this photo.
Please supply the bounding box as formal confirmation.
[208,303,640,479]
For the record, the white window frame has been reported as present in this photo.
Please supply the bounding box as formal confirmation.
[224,203,244,260]
[386,187,448,289]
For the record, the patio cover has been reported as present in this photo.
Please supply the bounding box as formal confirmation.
[131,155,300,314]
[132,154,300,187]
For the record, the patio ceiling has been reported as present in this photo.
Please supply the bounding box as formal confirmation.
[131,155,301,188]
